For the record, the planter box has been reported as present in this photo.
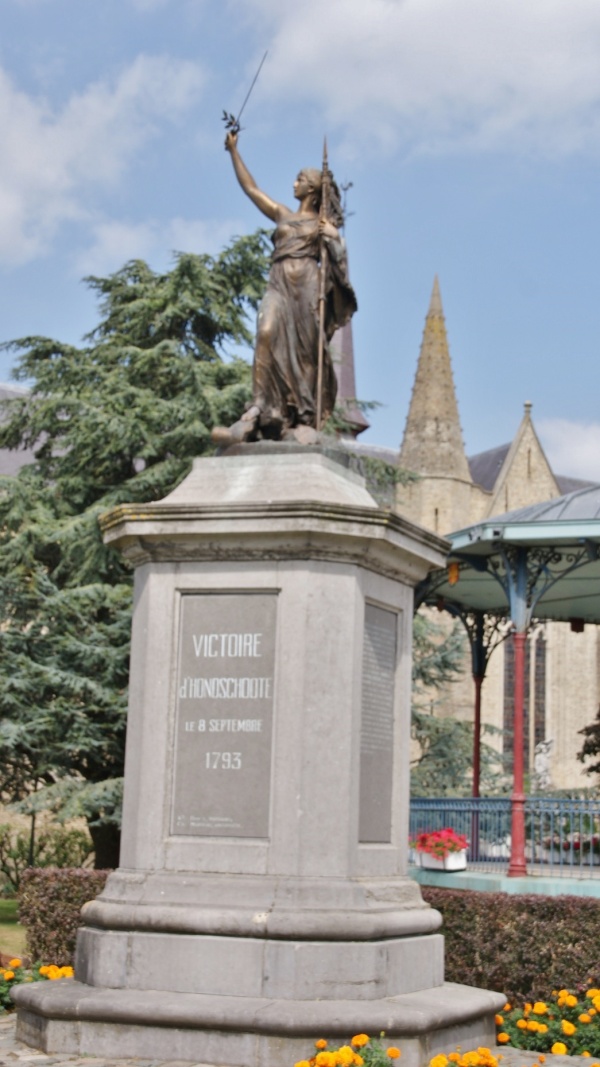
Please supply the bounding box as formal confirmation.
[418,849,467,872]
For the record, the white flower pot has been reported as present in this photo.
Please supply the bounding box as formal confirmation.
[419,849,467,872]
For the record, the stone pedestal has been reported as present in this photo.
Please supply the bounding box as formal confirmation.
[14,444,504,1066]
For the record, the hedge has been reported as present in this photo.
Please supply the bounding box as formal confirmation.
[422,886,600,1003]
[18,867,110,966]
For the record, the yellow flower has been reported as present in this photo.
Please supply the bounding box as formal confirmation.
[551,1043,567,1055]
[386,1049,401,1060]
[579,1014,592,1023]
[3,971,14,981]
[586,989,600,999]
[8,958,21,969]
[537,1024,548,1033]
[516,1020,527,1030]
[337,1046,356,1066]
[494,1016,503,1027]
[295,1061,312,1067]
[532,1002,547,1015]
[316,1041,328,1050]
[429,1056,448,1067]
[38,966,50,976]
[558,989,569,998]
[561,1020,576,1036]
[449,1055,461,1062]
[565,994,578,1008]
[497,1034,510,1045]
[582,1053,591,1058]
[352,1036,370,1049]
[316,1053,335,1067]
[353,1057,363,1067]
[590,1009,598,1016]
[526,1021,539,1032]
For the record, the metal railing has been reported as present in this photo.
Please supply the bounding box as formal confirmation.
[409,796,600,878]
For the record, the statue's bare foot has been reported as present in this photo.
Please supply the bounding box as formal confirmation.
[241,404,261,422]
[211,411,260,448]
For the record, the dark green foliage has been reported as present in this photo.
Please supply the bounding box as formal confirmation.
[18,867,110,965]
[411,612,507,796]
[0,823,93,893]
[578,705,600,783]
[422,886,600,1002]
[0,237,270,865]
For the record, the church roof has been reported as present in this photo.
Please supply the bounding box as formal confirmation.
[468,443,511,491]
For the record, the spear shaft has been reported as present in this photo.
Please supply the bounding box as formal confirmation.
[316,138,330,430]
[224,51,268,134]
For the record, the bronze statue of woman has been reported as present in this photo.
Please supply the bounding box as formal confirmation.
[212,131,357,446]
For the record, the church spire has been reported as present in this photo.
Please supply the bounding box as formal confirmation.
[399,277,471,481]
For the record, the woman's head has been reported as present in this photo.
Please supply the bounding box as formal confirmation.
[293,167,344,227]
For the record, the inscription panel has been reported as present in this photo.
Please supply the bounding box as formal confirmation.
[171,593,277,838]
[359,603,397,843]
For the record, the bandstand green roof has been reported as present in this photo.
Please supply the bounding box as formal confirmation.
[419,484,600,626]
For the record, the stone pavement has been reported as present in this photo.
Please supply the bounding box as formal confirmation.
[0,1014,593,1067]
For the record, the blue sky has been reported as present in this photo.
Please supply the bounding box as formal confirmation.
[2,0,600,479]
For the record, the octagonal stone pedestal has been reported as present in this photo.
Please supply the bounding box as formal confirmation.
[14,444,505,1066]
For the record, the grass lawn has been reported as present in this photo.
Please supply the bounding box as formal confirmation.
[0,899,26,958]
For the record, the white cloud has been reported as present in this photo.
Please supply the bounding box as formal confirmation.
[75,216,249,276]
[238,0,600,156]
[538,419,600,483]
[0,55,205,266]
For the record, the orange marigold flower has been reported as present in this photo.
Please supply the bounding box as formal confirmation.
[503,1003,511,1012]
[295,1061,312,1067]
[497,1034,510,1045]
[352,1036,370,1049]
[526,1021,539,1032]
[337,1046,356,1066]
[532,1002,547,1015]
[558,990,569,998]
[579,1014,592,1024]
[429,1056,448,1067]
[386,1049,401,1060]
[3,971,14,981]
[539,1057,545,1063]
[516,1020,528,1030]
[8,958,21,969]
[353,1057,363,1067]
[551,1043,567,1056]
[586,989,600,999]
[590,1009,598,1016]
[316,1053,335,1067]
[582,1053,591,1058]
[562,1020,576,1036]
[494,1016,504,1026]
[449,1055,461,1063]
[316,1041,328,1050]
[537,1024,548,1034]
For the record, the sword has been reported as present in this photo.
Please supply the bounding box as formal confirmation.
[222,50,268,135]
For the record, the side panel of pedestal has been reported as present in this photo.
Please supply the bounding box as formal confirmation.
[119,557,414,882]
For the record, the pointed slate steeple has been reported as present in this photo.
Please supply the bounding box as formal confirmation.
[399,277,471,481]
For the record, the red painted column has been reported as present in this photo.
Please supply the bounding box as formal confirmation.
[508,630,527,876]
[472,673,483,799]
